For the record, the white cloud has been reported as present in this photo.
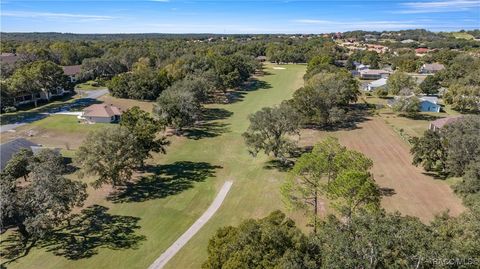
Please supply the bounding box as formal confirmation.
[399,0,480,13]
[2,11,115,21]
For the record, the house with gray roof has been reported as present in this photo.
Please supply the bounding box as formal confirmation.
[0,138,39,171]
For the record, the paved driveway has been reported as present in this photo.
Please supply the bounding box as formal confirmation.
[0,89,109,133]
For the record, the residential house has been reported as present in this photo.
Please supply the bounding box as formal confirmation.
[419,96,441,112]
[62,65,82,83]
[359,69,390,80]
[354,62,370,71]
[415,48,430,56]
[365,77,387,91]
[366,44,388,54]
[420,63,445,74]
[11,64,81,106]
[387,95,441,113]
[80,104,122,124]
[0,138,40,171]
[429,116,463,131]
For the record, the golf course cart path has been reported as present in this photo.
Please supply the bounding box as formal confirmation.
[147,181,233,269]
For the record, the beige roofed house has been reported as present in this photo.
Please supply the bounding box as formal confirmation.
[420,63,445,74]
[62,65,82,82]
[429,116,463,131]
[81,104,122,124]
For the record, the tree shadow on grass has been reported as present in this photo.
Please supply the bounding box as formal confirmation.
[263,159,293,172]
[108,161,222,203]
[227,80,272,104]
[401,113,443,121]
[184,108,233,140]
[1,205,145,264]
[304,104,374,132]
[0,233,31,265]
[41,205,145,260]
[201,107,233,121]
[183,122,230,140]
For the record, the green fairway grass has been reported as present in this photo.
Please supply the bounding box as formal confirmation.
[452,32,475,40]
[3,63,306,269]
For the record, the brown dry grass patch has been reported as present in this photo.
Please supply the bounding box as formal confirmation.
[300,117,464,223]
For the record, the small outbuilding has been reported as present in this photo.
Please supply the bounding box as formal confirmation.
[80,104,122,124]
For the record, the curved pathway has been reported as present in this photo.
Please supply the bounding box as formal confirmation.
[147,181,233,269]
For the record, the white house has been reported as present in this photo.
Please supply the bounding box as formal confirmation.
[365,77,387,91]
[354,62,370,71]
[80,104,122,124]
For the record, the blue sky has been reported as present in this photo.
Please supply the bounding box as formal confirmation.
[1,0,479,33]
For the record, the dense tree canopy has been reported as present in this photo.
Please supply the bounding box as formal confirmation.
[243,103,300,162]
[205,206,480,269]
[282,137,375,230]
[153,88,202,132]
[419,75,441,95]
[411,116,480,205]
[290,70,359,126]
[391,96,421,117]
[120,106,169,167]
[387,71,416,95]
[1,149,86,246]
[203,211,309,269]
[75,126,146,187]
[7,60,69,105]
[108,66,171,100]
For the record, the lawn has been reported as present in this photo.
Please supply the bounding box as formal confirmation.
[300,118,464,223]
[362,95,457,139]
[0,115,109,148]
[3,63,307,269]
[0,95,78,126]
[99,95,155,113]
